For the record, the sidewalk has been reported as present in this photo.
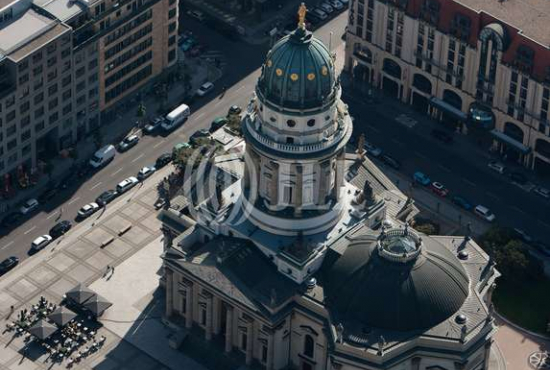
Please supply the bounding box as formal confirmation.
[0,56,220,218]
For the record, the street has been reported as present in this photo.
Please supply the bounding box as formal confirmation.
[0,10,549,271]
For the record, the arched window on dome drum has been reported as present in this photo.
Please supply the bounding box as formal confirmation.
[287,119,296,127]
[307,119,315,127]
[303,335,314,358]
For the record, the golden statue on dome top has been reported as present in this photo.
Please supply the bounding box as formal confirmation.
[297,3,307,30]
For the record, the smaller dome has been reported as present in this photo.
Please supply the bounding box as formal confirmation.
[257,26,337,110]
[323,230,470,332]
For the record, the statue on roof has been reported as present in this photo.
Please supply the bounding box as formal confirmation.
[297,3,308,30]
[356,133,366,161]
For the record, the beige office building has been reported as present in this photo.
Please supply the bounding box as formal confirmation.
[0,0,177,183]
[344,0,550,175]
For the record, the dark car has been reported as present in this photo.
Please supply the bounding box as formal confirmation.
[451,195,473,211]
[509,171,527,185]
[381,154,401,170]
[156,153,173,168]
[431,129,453,143]
[49,220,72,239]
[96,189,118,206]
[1,212,23,228]
[190,129,211,145]
[144,117,164,134]
[118,134,140,152]
[0,257,19,275]
[38,187,59,203]
[210,117,228,132]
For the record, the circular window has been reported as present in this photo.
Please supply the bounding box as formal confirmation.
[287,119,296,127]
[307,73,316,81]
[307,119,315,127]
[260,105,263,112]
[325,115,330,121]
[270,117,276,122]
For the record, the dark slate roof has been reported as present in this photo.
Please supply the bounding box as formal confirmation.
[320,234,470,332]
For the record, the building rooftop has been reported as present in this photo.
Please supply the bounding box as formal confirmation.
[455,0,550,46]
[0,9,67,61]
[34,0,85,22]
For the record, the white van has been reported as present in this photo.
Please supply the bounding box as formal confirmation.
[474,205,496,222]
[89,145,116,168]
[162,104,190,132]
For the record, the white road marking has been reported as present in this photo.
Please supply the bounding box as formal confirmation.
[235,85,245,93]
[24,226,36,235]
[214,99,223,107]
[486,192,500,201]
[196,112,205,120]
[1,241,14,250]
[68,197,80,205]
[153,140,165,148]
[414,151,428,160]
[463,178,476,187]
[438,165,451,173]
[111,168,123,177]
[131,154,144,163]
[366,125,380,133]
[46,213,58,220]
[90,182,102,190]
[510,205,526,215]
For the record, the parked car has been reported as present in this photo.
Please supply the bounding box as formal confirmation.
[96,189,118,206]
[187,9,205,21]
[0,257,19,275]
[534,186,550,199]
[532,241,550,257]
[413,171,431,186]
[77,203,100,219]
[190,129,211,145]
[38,187,59,203]
[89,145,116,168]
[381,154,401,170]
[328,0,344,10]
[228,105,242,115]
[311,8,328,20]
[210,117,228,132]
[430,129,453,143]
[116,177,139,194]
[488,161,506,174]
[364,141,382,157]
[49,220,72,239]
[196,82,214,97]
[138,166,156,180]
[451,195,473,211]
[172,142,192,158]
[144,117,164,134]
[474,205,496,222]
[156,153,173,168]
[31,235,53,253]
[180,38,196,52]
[0,212,23,228]
[509,171,527,185]
[19,198,39,215]
[512,228,533,243]
[318,2,334,14]
[118,134,140,152]
[59,172,78,190]
[430,181,449,197]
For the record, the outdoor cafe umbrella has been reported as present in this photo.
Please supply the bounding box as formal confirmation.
[82,294,112,317]
[48,306,77,326]
[28,319,57,340]
[65,283,96,305]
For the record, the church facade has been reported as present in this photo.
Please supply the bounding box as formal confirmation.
[159,7,500,370]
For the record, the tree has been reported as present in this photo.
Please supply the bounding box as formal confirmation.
[136,102,147,128]
[226,113,242,135]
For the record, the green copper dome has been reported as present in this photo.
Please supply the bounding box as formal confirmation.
[257,27,337,110]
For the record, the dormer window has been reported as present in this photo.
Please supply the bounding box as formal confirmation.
[450,14,471,41]
[420,0,440,26]
[307,119,316,127]
[515,45,534,73]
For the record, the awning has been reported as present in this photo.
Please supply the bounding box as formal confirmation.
[48,306,77,327]
[65,283,96,305]
[430,97,467,121]
[83,294,112,317]
[490,129,531,154]
[28,320,58,340]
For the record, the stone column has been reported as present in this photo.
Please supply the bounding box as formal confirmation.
[269,162,279,206]
[205,296,213,341]
[212,297,220,336]
[317,160,331,205]
[165,269,174,317]
[266,332,275,370]
[245,322,254,365]
[294,165,303,216]
[185,284,193,329]
[483,339,493,370]
[411,357,421,370]
[225,306,233,353]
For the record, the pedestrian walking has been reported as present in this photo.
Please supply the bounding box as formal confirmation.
[111,266,115,274]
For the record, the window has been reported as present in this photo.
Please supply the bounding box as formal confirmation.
[7,139,17,151]
[33,65,43,77]
[48,83,58,96]
[200,308,206,325]
[168,22,176,33]
[168,49,176,62]
[21,130,31,142]
[287,119,296,127]
[49,112,58,124]
[62,103,72,115]
[7,125,16,136]
[168,8,176,19]
[21,116,30,128]
[35,121,45,132]
[261,345,268,363]
[240,333,248,351]
[20,101,30,114]
[47,43,57,55]
[62,89,72,100]
[61,48,71,59]
[32,52,43,64]
[304,335,314,358]
[169,35,176,46]
[19,74,29,84]
[35,106,44,118]
[6,111,15,122]
[22,144,31,155]
[18,60,28,72]
[307,119,315,127]
[76,67,85,78]
[62,75,71,88]
[5,95,14,108]
[286,137,294,144]
[77,95,86,106]
[34,92,44,104]
[89,59,98,70]
[47,56,57,67]
[48,98,58,110]
[47,70,57,82]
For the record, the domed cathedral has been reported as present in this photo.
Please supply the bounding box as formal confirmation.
[159,4,501,370]
[241,8,352,238]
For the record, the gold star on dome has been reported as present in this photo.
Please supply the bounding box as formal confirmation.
[307,73,316,81]
[276,68,283,76]
[321,66,328,76]
[267,60,272,67]
[290,73,299,81]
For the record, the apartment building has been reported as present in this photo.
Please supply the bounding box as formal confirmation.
[0,0,177,185]
[344,0,550,175]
